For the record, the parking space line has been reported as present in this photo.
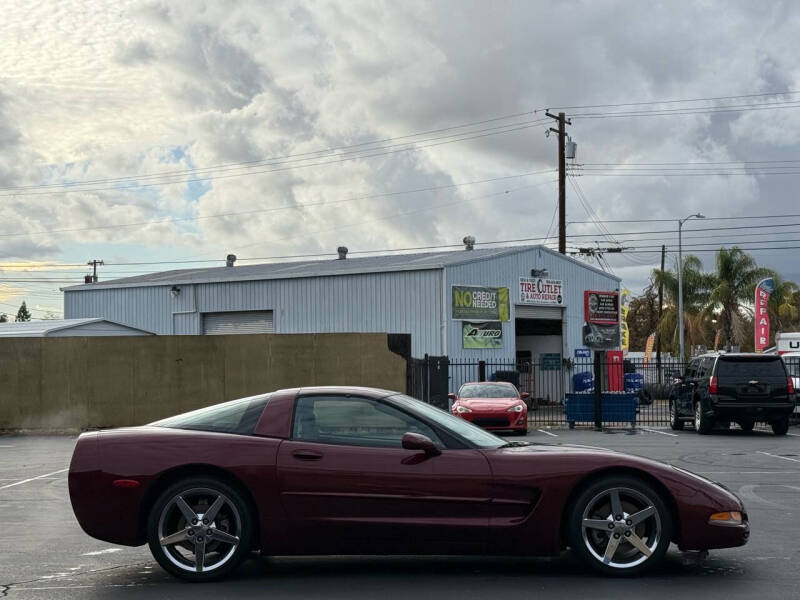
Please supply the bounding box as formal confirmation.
[537,429,558,437]
[0,468,68,490]
[786,433,800,437]
[756,451,800,464]
[639,427,678,437]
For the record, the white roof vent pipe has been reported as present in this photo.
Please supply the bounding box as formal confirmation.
[463,235,475,251]
[226,254,237,267]
[337,246,348,259]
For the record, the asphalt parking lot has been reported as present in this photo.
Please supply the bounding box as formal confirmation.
[2,426,799,599]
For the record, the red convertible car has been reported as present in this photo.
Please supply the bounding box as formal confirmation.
[449,381,529,434]
[69,386,748,582]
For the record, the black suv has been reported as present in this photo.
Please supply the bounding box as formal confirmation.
[669,352,796,435]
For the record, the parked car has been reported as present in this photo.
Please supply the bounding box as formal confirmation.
[668,353,796,434]
[69,386,749,581]
[449,381,529,435]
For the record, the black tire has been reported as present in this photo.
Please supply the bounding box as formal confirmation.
[669,401,684,431]
[147,476,255,582]
[694,400,712,434]
[738,419,754,433]
[771,417,790,436]
[567,475,672,577]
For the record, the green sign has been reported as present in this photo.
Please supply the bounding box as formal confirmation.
[540,353,562,370]
[452,285,510,321]
[462,321,503,349]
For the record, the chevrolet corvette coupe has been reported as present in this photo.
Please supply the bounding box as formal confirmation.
[69,386,749,582]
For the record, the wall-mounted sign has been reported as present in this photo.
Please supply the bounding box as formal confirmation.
[574,348,591,358]
[519,277,564,306]
[540,352,562,370]
[452,286,510,321]
[462,321,503,349]
[584,290,620,350]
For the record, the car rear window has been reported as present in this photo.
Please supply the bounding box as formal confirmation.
[715,357,786,380]
[149,394,270,435]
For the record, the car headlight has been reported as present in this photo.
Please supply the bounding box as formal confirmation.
[508,404,525,413]
[454,405,472,413]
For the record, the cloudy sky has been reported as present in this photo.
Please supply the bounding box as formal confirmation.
[1,0,799,318]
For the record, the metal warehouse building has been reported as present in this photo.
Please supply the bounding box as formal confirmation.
[63,244,619,362]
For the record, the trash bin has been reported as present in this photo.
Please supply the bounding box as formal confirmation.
[572,371,594,393]
[624,372,644,392]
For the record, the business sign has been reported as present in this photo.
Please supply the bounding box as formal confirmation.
[540,353,562,370]
[462,321,503,349]
[584,290,620,350]
[519,277,564,306]
[452,286,510,321]
[574,348,591,358]
[620,288,631,355]
[754,277,775,353]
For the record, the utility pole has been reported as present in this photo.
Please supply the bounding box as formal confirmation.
[87,259,104,283]
[546,111,571,254]
[656,244,665,383]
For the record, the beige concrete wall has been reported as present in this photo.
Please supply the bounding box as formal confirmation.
[0,333,407,431]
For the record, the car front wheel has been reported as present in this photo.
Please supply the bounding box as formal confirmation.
[147,476,254,582]
[567,475,672,576]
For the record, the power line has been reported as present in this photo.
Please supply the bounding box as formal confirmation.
[0,118,550,197]
[568,98,800,119]
[569,214,800,224]
[549,90,800,111]
[0,169,556,239]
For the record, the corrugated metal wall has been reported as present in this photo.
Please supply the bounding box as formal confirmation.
[445,246,619,361]
[65,269,444,357]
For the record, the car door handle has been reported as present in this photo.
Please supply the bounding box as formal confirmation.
[292,449,323,461]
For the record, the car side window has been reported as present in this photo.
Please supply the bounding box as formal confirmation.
[685,360,698,378]
[701,357,714,377]
[292,395,443,449]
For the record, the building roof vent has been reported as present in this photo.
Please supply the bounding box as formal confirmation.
[463,235,475,251]
[226,254,237,267]
[337,246,348,260]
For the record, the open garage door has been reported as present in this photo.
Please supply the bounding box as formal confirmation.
[202,311,274,335]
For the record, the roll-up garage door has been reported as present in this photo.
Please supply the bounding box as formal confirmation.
[515,305,563,320]
[202,311,274,335]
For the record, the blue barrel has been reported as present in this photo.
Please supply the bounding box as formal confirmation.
[573,371,594,393]
[624,372,644,392]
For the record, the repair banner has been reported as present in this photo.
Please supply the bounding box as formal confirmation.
[754,277,774,352]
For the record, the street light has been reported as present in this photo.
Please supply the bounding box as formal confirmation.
[678,213,705,361]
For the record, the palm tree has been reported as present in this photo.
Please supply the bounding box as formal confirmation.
[769,275,800,335]
[652,255,713,357]
[707,247,774,348]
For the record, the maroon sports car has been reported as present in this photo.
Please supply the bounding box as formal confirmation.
[69,386,748,581]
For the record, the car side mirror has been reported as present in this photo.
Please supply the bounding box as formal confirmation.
[402,432,441,456]
[520,392,530,399]
[447,393,456,400]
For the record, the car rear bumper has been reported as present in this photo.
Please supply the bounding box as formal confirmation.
[709,401,795,420]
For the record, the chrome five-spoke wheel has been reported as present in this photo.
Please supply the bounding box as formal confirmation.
[569,476,672,575]
[147,478,253,581]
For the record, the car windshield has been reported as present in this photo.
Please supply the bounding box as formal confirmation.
[458,383,518,398]
[387,394,507,449]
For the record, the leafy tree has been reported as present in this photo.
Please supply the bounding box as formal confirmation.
[626,287,659,351]
[651,255,713,357]
[15,301,32,322]
[769,275,800,340]
[708,247,774,348]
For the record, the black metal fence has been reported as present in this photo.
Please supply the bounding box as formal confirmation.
[407,355,687,427]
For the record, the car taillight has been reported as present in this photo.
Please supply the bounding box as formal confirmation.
[709,376,718,394]
[788,377,795,395]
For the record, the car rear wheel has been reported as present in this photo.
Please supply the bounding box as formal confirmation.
[147,476,254,582]
[694,401,712,434]
[669,402,684,431]
[771,417,789,436]
[567,475,672,576]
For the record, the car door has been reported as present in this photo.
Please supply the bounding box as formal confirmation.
[276,393,492,554]
[675,359,700,416]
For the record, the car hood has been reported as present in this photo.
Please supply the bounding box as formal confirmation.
[458,397,522,410]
